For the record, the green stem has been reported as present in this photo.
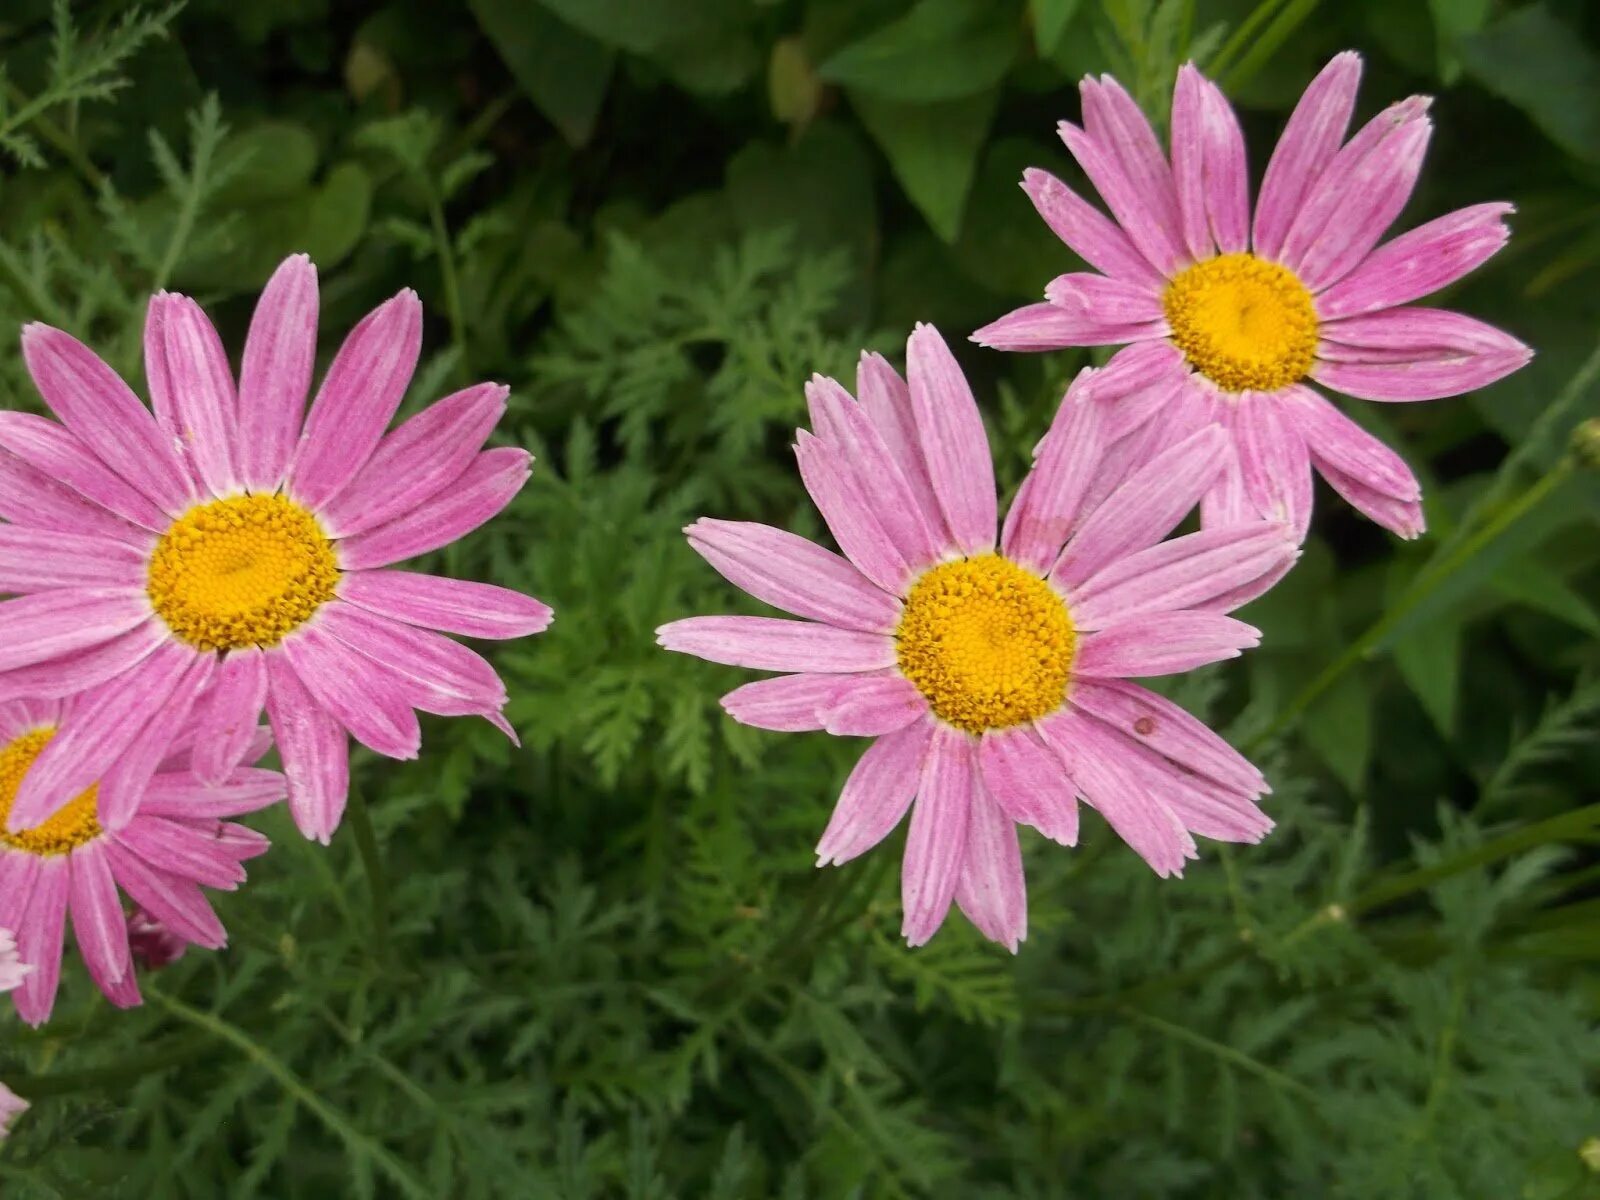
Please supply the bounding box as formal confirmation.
[148,988,431,1200]
[1119,1005,1320,1104]
[3,1040,210,1097]
[346,786,392,961]
[423,183,468,382]
[1244,460,1573,753]
[1207,0,1290,80]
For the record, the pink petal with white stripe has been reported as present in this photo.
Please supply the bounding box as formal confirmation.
[337,570,554,640]
[855,352,949,544]
[1019,168,1166,290]
[794,431,912,592]
[722,674,842,733]
[972,301,1166,352]
[0,450,155,548]
[287,288,423,510]
[819,674,928,737]
[1171,64,1217,262]
[0,625,163,704]
[238,254,318,491]
[0,526,145,591]
[1281,385,1420,501]
[0,412,167,529]
[315,602,509,722]
[1075,77,1186,274]
[94,650,214,830]
[337,447,530,570]
[1232,396,1314,539]
[318,382,507,537]
[1044,273,1165,326]
[1314,309,1531,401]
[1001,383,1107,573]
[282,626,421,760]
[978,726,1079,846]
[156,293,240,496]
[954,785,1027,952]
[68,842,130,991]
[657,615,894,673]
[20,324,193,515]
[12,857,68,1025]
[901,725,973,947]
[265,654,349,844]
[815,718,931,867]
[1253,51,1363,260]
[1315,203,1515,320]
[907,323,997,555]
[189,649,269,786]
[0,589,151,673]
[1074,612,1260,678]
[1317,462,1427,538]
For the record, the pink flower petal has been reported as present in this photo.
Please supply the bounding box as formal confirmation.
[1281,385,1420,500]
[155,293,240,497]
[0,449,156,547]
[281,626,421,760]
[1051,424,1228,588]
[1232,396,1314,539]
[1019,167,1166,290]
[972,301,1167,352]
[1313,308,1532,401]
[721,673,843,733]
[0,589,151,673]
[238,254,318,492]
[0,624,163,704]
[657,615,895,673]
[1074,611,1260,678]
[1044,272,1166,325]
[1278,98,1432,290]
[314,602,509,720]
[1069,679,1268,800]
[901,724,973,947]
[819,673,928,737]
[806,375,944,570]
[1076,77,1186,274]
[1171,64,1217,263]
[1086,342,1190,439]
[337,569,554,640]
[794,431,913,593]
[907,323,997,555]
[143,293,203,495]
[318,382,508,538]
[265,654,349,843]
[95,650,215,831]
[140,767,286,819]
[1253,51,1363,261]
[855,352,950,545]
[336,447,530,570]
[1115,734,1273,843]
[0,412,167,529]
[0,526,146,591]
[116,816,247,890]
[815,718,932,867]
[68,841,131,993]
[1317,461,1426,538]
[102,840,226,948]
[687,518,900,634]
[1001,382,1107,573]
[1315,203,1514,320]
[287,289,423,511]
[953,784,1028,952]
[1069,523,1296,628]
[20,324,194,515]
[1198,73,1250,254]
[977,726,1079,846]
[1038,707,1195,877]
[189,649,269,786]
[12,856,68,1025]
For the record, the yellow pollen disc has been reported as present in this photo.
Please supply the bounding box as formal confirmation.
[148,493,339,652]
[896,554,1076,735]
[0,728,101,857]
[1162,252,1318,393]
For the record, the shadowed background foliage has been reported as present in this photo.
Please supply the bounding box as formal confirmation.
[0,0,1597,1196]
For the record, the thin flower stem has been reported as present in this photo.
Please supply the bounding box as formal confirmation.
[1118,1005,1321,1104]
[424,182,469,383]
[346,785,392,962]
[147,988,431,1200]
[1244,460,1574,754]
[1208,0,1291,80]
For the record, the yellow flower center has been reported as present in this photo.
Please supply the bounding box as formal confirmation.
[148,494,340,652]
[896,554,1076,734]
[1162,252,1318,392]
[0,728,101,856]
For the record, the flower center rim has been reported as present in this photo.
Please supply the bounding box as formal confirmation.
[146,492,340,652]
[1162,252,1318,393]
[895,553,1076,735]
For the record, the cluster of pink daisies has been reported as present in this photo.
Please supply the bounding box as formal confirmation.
[0,51,1526,1132]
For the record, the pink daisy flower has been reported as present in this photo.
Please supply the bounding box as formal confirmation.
[658,325,1289,950]
[0,254,552,843]
[0,1082,24,1140]
[0,698,282,1025]
[974,53,1531,541]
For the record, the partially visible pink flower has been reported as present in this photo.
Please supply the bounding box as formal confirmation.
[659,325,1286,951]
[0,1082,25,1139]
[0,699,283,1025]
[126,906,187,970]
[974,53,1530,541]
[0,926,28,992]
[0,254,552,843]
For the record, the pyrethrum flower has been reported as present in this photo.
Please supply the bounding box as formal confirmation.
[0,699,283,1025]
[659,325,1288,950]
[975,53,1531,540]
[0,254,552,842]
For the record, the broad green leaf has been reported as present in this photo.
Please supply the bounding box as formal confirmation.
[1304,670,1373,793]
[1393,605,1463,737]
[1458,4,1600,163]
[1427,0,1491,82]
[214,121,316,203]
[851,87,999,242]
[1490,559,1600,637]
[301,162,372,268]
[1030,0,1083,56]
[470,0,614,145]
[820,0,1020,102]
